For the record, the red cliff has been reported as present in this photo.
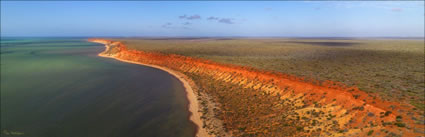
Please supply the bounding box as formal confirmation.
[89,38,424,137]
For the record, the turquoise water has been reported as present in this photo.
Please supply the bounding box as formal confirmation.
[0,38,195,137]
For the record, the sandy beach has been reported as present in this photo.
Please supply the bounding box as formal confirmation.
[96,42,210,137]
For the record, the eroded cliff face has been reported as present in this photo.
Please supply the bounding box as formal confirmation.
[89,38,424,137]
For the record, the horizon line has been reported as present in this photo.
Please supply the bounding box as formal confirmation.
[2,36,424,38]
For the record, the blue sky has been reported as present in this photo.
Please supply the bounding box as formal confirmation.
[1,1,424,37]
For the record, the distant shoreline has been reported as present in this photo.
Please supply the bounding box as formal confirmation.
[1,36,423,40]
[93,40,210,137]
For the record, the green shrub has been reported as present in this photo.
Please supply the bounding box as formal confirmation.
[367,130,374,136]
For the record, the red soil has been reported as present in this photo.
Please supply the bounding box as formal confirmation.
[89,38,424,136]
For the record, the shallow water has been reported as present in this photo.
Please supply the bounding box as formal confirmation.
[0,38,195,137]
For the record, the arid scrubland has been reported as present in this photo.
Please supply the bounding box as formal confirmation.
[96,38,425,136]
[113,38,424,110]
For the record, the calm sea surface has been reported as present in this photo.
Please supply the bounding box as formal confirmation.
[0,38,195,137]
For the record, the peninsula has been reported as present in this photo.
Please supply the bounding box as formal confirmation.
[89,38,424,137]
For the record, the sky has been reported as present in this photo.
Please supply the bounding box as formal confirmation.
[1,1,424,37]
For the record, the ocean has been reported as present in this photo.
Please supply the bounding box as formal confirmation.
[0,38,195,137]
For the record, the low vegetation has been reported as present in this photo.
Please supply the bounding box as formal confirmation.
[111,38,424,110]
[94,38,425,136]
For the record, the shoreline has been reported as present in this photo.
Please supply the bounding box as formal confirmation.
[88,39,424,136]
[96,43,210,137]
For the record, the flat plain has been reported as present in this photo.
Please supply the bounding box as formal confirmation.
[111,38,424,110]
[95,38,425,136]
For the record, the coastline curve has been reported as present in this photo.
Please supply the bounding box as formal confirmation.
[90,39,210,137]
[88,38,424,137]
